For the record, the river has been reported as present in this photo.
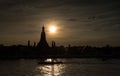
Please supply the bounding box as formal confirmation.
[0,58,120,76]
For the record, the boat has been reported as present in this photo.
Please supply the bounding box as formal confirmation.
[38,58,63,65]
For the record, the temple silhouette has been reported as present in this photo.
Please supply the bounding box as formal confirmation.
[37,26,49,49]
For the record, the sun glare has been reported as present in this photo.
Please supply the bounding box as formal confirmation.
[49,26,56,33]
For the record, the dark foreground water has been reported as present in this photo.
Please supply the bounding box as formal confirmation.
[0,58,120,76]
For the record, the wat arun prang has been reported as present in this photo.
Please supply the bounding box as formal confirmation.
[37,26,49,49]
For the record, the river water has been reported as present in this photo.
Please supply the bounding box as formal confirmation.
[0,58,120,76]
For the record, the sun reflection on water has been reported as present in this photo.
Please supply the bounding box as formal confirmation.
[45,58,52,62]
[35,59,65,76]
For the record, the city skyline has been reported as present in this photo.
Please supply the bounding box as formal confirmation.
[0,0,120,46]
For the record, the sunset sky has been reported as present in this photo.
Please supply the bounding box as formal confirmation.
[0,0,120,46]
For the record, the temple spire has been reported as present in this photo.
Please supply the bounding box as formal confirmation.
[37,25,49,49]
[42,25,44,32]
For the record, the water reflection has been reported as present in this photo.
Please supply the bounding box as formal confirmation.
[36,59,65,76]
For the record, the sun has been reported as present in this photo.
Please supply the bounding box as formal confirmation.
[49,26,56,33]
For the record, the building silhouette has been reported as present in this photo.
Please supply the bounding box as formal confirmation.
[52,41,56,48]
[37,26,49,49]
[28,40,30,47]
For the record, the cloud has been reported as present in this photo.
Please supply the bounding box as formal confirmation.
[66,18,78,22]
